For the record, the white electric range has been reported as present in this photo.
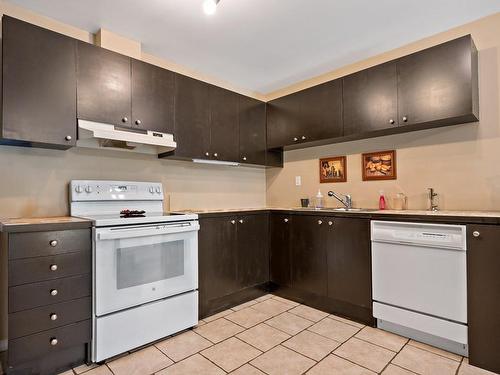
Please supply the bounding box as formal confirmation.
[70,180,199,362]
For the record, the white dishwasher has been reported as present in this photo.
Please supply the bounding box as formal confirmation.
[371,220,468,356]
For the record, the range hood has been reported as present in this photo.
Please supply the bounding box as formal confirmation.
[77,120,176,155]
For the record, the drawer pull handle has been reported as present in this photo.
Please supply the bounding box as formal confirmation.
[49,240,58,247]
[50,338,58,346]
[284,218,289,223]
[50,313,58,321]
[50,289,58,296]
[473,231,480,238]
[50,264,58,271]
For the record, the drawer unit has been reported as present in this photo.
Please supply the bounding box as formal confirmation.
[9,273,91,312]
[9,297,91,339]
[9,250,91,286]
[8,319,91,366]
[1,224,92,374]
[9,229,90,259]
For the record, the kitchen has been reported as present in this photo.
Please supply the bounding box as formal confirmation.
[0,0,500,374]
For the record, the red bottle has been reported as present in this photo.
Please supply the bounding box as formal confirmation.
[379,190,386,210]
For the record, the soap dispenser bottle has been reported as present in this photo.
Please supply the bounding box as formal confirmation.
[378,190,386,210]
[315,189,324,209]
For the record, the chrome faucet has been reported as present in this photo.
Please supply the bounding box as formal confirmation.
[428,187,439,211]
[328,191,353,210]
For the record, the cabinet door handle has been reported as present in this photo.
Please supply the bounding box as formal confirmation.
[122,117,128,123]
[135,119,141,126]
[402,116,408,122]
[239,219,244,224]
[213,153,218,158]
[472,231,480,238]
[293,137,298,142]
[205,152,210,157]
[50,289,58,296]
[50,338,58,346]
[318,220,323,225]
[65,135,72,141]
[284,218,289,223]
[50,264,58,271]
[389,119,395,125]
[231,220,236,225]
[49,240,58,247]
[301,136,306,140]
[328,221,333,226]
[242,156,247,161]
[50,313,58,321]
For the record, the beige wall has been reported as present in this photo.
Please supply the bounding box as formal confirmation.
[267,13,500,211]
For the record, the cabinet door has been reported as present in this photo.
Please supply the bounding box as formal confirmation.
[397,35,478,126]
[327,217,371,308]
[239,96,267,165]
[173,74,210,159]
[198,217,238,309]
[298,79,343,142]
[290,215,327,296]
[343,62,398,136]
[131,59,174,133]
[209,86,239,162]
[237,214,269,288]
[2,16,77,148]
[266,93,302,149]
[467,225,500,373]
[269,214,291,286]
[77,42,131,127]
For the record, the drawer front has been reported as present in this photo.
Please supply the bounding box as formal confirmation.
[9,297,91,339]
[9,274,91,313]
[9,250,91,286]
[9,229,90,259]
[8,319,91,366]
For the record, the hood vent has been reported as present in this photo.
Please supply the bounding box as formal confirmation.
[77,120,176,155]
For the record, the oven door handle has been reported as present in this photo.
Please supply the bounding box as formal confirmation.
[98,222,199,240]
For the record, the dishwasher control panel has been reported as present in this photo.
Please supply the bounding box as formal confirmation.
[371,221,467,250]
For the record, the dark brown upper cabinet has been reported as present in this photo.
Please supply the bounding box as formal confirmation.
[171,74,211,159]
[466,224,500,374]
[397,35,479,127]
[77,42,132,127]
[131,59,175,133]
[1,16,77,149]
[208,85,239,162]
[267,80,342,149]
[238,96,267,165]
[343,61,398,136]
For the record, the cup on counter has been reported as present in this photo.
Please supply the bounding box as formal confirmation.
[391,193,407,210]
[300,198,310,208]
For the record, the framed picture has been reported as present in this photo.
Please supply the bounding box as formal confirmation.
[319,156,347,183]
[362,150,397,181]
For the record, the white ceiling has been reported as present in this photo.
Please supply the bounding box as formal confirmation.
[8,0,500,94]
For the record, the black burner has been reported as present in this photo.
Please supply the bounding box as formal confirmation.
[120,209,146,218]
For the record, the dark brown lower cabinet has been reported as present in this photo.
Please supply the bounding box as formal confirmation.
[198,213,269,318]
[290,215,328,296]
[1,224,92,375]
[269,214,292,287]
[467,224,500,373]
[326,217,372,321]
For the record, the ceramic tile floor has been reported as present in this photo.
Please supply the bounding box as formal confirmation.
[58,294,499,375]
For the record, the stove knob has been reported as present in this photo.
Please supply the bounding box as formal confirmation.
[156,186,161,194]
[85,186,93,193]
[149,186,155,194]
[75,185,83,194]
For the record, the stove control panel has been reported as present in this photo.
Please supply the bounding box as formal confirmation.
[70,180,164,201]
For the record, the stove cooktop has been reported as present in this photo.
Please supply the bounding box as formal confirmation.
[76,211,198,227]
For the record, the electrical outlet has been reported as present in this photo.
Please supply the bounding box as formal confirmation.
[295,176,302,186]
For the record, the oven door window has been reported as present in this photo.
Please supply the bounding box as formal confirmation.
[117,240,184,289]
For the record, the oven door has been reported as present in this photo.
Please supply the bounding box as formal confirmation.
[94,220,199,316]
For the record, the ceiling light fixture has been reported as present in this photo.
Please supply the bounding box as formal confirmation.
[203,0,220,15]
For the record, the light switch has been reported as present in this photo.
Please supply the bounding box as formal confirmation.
[295,176,302,186]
